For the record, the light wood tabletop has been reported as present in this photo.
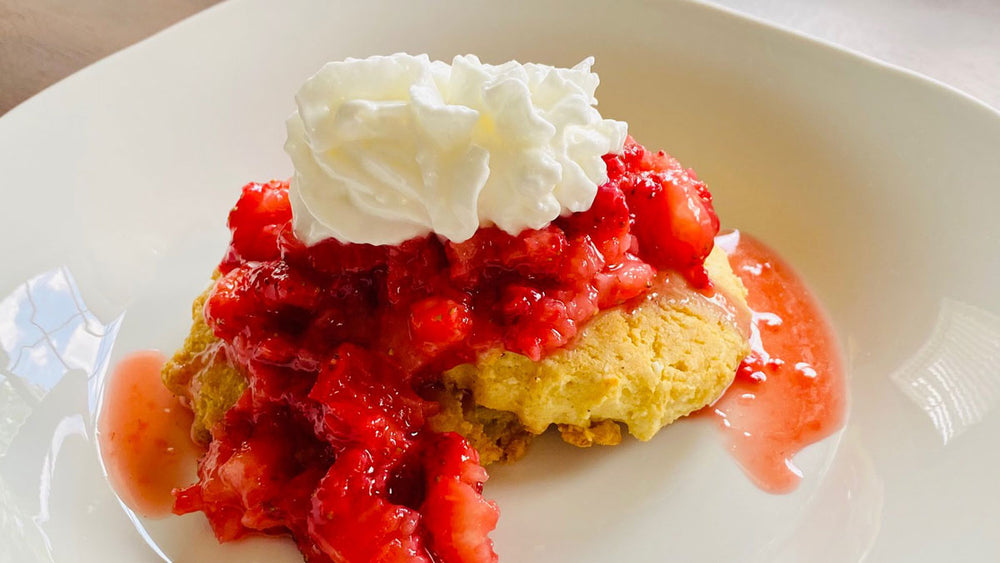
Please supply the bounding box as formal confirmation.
[2,0,997,116]
[0,0,219,114]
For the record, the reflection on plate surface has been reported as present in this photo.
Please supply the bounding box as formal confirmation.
[890,299,1000,444]
[0,268,122,562]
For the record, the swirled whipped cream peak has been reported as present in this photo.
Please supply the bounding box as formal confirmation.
[284,53,628,245]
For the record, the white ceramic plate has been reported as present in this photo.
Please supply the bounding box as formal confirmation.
[2,0,999,561]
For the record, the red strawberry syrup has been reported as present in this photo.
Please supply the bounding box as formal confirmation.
[97,351,202,516]
[707,230,847,493]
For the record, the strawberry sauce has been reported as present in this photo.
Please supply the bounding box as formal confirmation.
[99,137,845,561]
[709,231,846,493]
[97,351,202,516]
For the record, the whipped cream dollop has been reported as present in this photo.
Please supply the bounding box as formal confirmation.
[284,53,628,245]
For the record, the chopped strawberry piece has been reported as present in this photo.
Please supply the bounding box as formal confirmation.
[422,434,499,563]
[593,257,656,308]
[203,265,255,340]
[409,297,473,347]
[558,183,630,265]
[612,139,720,287]
[444,225,568,284]
[308,344,431,454]
[500,289,576,361]
[224,180,292,269]
[280,229,390,276]
[247,261,323,312]
[499,226,569,279]
[309,449,432,563]
[173,403,333,545]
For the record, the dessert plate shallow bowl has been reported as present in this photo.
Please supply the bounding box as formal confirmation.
[2,0,999,561]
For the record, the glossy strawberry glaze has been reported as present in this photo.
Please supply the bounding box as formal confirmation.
[97,351,202,516]
[709,231,847,493]
[166,139,721,563]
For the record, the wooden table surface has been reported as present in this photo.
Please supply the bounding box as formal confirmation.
[2,0,997,116]
[0,0,219,114]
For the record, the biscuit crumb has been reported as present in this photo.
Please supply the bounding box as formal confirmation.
[558,420,623,447]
